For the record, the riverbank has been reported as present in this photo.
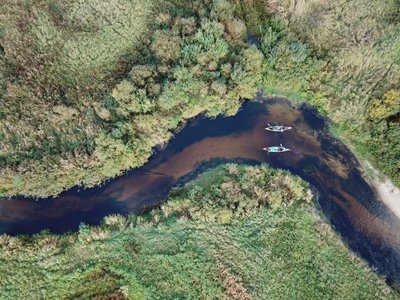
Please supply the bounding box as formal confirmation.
[0,0,264,198]
[1,164,398,299]
[329,126,400,221]
[363,161,400,220]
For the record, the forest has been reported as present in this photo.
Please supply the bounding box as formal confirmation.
[1,164,398,299]
[0,0,399,197]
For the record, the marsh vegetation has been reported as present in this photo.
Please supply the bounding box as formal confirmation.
[1,164,397,299]
[240,0,400,185]
[0,0,263,197]
[1,1,399,297]
[1,0,399,196]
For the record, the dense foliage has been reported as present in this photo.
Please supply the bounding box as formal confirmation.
[1,164,397,299]
[1,2,399,298]
[239,0,400,185]
[1,0,399,196]
[0,0,155,196]
[0,0,263,197]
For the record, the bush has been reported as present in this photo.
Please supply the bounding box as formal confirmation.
[0,0,264,197]
[0,164,397,299]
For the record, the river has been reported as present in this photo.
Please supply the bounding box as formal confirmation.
[1,95,400,286]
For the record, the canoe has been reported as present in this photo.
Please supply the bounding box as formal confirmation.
[263,145,291,153]
[265,124,292,132]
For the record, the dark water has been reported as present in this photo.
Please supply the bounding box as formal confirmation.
[1,96,400,286]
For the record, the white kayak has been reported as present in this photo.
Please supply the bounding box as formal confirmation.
[263,144,291,153]
[265,124,292,132]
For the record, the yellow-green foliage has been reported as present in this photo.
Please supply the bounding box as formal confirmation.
[257,0,400,120]
[0,164,398,299]
[61,0,151,76]
[0,0,154,196]
[0,0,264,197]
[163,164,312,222]
[349,90,400,186]
[368,90,400,121]
[247,0,400,185]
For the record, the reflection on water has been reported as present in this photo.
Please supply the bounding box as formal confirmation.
[1,96,400,286]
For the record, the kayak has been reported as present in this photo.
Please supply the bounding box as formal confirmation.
[263,145,291,153]
[265,124,292,132]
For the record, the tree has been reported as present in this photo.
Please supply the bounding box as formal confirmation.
[151,30,183,62]
[225,18,247,45]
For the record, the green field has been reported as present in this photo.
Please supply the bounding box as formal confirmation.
[1,164,397,299]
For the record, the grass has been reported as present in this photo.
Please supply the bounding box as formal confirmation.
[246,0,400,186]
[1,0,398,197]
[0,0,265,198]
[0,164,398,299]
[0,0,155,197]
